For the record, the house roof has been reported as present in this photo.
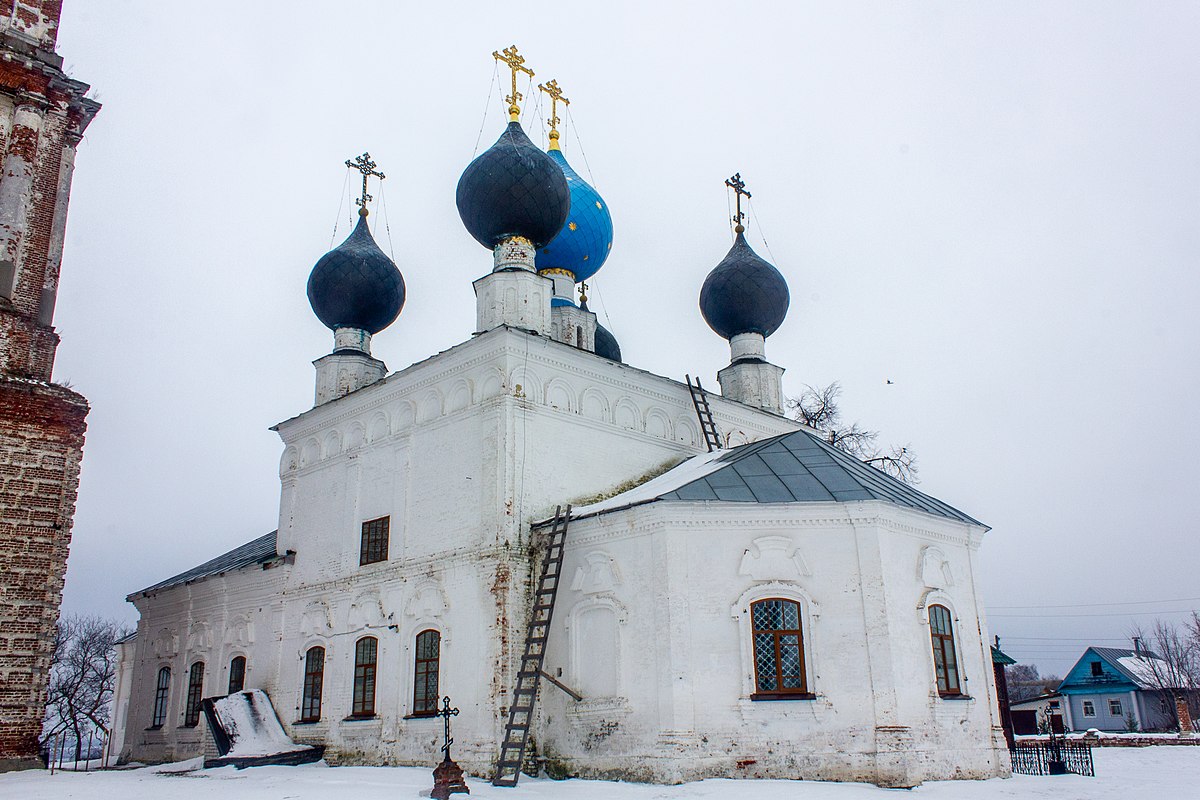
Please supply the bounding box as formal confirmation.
[1060,646,1181,692]
[992,644,1017,665]
[566,428,981,526]
[1009,692,1062,710]
[129,531,279,599]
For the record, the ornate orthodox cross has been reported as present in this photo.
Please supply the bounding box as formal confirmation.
[437,696,460,759]
[494,45,535,121]
[346,152,385,214]
[726,172,751,230]
[538,79,570,147]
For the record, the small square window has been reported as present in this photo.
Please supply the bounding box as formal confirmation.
[1090,661,1103,677]
[1082,700,1096,717]
[1109,699,1123,716]
[360,517,389,566]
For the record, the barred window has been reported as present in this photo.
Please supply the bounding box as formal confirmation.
[227,656,246,694]
[750,599,808,699]
[929,604,961,695]
[151,667,171,727]
[184,661,205,726]
[352,637,378,717]
[412,630,440,717]
[360,517,390,566]
[300,647,324,722]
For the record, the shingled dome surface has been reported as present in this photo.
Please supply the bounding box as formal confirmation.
[699,231,789,340]
[456,121,570,249]
[307,215,405,333]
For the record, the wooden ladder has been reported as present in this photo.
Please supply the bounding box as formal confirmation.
[686,374,722,452]
[492,504,572,787]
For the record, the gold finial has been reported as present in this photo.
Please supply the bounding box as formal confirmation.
[493,45,535,122]
[538,79,570,150]
[579,280,589,304]
[346,152,385,217]
[725,172,751,233]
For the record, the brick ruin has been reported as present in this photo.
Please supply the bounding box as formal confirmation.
[0,0,98,771]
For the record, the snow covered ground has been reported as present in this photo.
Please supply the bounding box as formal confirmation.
[4,746,1197,800]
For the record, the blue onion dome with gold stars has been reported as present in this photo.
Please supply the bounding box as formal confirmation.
[699,225,789,341]
[539,147,613,288]
[307,210,405,334]
[456,120,570,250]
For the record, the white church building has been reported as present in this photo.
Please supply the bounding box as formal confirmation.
[109,67,1009,788]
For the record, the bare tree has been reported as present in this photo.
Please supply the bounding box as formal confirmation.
[41,615,130,763]
[788,381,919,484]
[1127,618,1200,733]
[1005,663,1062,703]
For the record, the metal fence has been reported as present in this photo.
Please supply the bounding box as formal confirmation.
[1010,739,1094,777]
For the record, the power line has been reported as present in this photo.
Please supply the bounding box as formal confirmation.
[990,608,1195,619]
[990,596,1200,611]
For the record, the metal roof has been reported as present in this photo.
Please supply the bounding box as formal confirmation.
[1089,647,1165,689]
[130,531,278,598]
[654,428,982,525]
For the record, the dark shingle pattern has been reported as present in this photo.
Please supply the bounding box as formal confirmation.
[306,215,405,333]
[134,531,278,596]
[660,428,981,525]
[699,232,789,340]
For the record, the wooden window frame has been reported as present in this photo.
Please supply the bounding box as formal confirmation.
[1082,699,1096,717]
[352,637,378,718]
[1109,699,1123,716]
[300,646,324,722]
[750,598,811,700]
[929,604,962,696]
[151,666,171,728]
[227,656,246,695]
[411,629,440,717]
[184,661,205,727]
[359,516,390,566]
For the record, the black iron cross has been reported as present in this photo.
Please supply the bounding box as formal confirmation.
[725,172,752,228]
[437,696,460,759]
[346,152,386,211]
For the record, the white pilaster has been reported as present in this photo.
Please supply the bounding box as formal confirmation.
[550,303,596,350]
[473,269,553,337]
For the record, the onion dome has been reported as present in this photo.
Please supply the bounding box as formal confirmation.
[594,322,622,362]
[539,148,613,285]
[307,213,405,334]
[699,229,789,340]
[456,121,570,250]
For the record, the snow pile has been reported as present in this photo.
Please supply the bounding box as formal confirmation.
[4,746,1200,800]
[212,690,309,757]
[571,449,729,518]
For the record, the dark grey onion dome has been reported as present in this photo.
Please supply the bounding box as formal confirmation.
[594,322,622,362]
[307,214,405,334]
[456,121,570,249]
[699,231,789,340]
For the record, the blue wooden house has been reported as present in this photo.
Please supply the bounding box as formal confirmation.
[1058,647,1176,732]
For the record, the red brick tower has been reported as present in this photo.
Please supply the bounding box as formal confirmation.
[0,0,98,771]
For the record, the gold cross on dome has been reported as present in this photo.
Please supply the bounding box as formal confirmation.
[493,45,535,122]
[725,172,752,231]
[346,152,385,215]
[538,79,570,149]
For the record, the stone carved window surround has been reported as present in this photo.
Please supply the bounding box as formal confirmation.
[401,622,447,722]
[564,594,629,713]
[731,582,820,704]
[918,591,972,701]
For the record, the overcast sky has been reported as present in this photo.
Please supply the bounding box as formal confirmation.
[49,2,1200,676]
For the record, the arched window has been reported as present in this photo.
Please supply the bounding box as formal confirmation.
[151,667,171,727]
[300,647,324,722]
[227,656,246,694]
[412,630,440,717]
[929,604,961,695]
[184,661,205,726]
[750,598,808,699]
[352,637,378,717]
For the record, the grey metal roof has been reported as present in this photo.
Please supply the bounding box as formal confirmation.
[131,531,278,598]
[656,428,982,525]
[1090,647,1163,688]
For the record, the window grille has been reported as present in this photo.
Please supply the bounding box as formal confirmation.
[413,630,441,716]
[301,647,324,722]
[227,656,246,694]
[750,599,808,699]
[360,517,390,566]
[152,667,171,727]
[929,605,961,695]
[353,637,378,717]
[184,662,205,726]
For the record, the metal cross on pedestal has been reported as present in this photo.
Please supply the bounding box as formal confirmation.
[493,45,535,121]
[345,152,385,214]
[726,172,751,231]
[437,695,460,760]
